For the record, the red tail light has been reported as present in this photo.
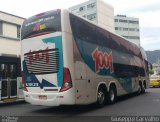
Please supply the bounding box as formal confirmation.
[22,71,28,92]
[60,68,72,92]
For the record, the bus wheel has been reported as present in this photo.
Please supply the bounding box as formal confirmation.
[107,85,117,104]
[141,82,145,94]
[96,88,106,107]
[138,81,145,94]
[137,85,141,94]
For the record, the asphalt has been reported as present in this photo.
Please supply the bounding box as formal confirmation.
[0,88,160,122]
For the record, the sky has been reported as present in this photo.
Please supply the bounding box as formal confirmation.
[1,0,160,51]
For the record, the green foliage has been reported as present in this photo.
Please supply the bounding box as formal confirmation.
[149,70,154,75]
[146,50,160,64]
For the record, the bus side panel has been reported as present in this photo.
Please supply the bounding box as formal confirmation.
[69,13,147,102]
[72,39,89,104]
[61,32,76,105]
[61,10,76,105]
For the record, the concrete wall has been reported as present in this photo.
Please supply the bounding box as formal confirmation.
[0,38,20,55]
[0,12,24,25]
[115,15,140,46]
[69,0,115,32]
[0,11,25,56]
[97,0,115,32]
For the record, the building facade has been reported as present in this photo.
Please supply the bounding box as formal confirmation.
[69,0,115,33]
[0,11,25,56]
[0,11,25,102]
[114,15,140,46]
[69,1,140,46]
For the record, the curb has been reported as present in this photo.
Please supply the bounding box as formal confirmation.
[0,100,26,106]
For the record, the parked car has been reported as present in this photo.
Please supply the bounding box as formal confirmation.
[150,75,160,87]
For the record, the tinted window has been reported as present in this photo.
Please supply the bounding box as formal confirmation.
[114,63,145,78]
[70,13,142,57]
[21,10,61,40]
[70,14,96,44]
[70,13,145,77]
[17,25,21,39]
[0,21,3,35]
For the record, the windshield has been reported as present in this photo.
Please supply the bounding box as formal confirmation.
[21,10,61,40]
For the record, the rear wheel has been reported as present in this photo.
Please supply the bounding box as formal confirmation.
[141,83,145,93]
[138,81,145,94]
[107,85,117,104]
[96,88,106,107]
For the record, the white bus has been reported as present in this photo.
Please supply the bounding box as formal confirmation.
[21,9,149,107]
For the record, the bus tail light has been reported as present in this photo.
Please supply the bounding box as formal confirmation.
[60,68,72,92]
[22,71,28,92]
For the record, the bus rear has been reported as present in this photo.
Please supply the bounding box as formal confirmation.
[21,9,75,106]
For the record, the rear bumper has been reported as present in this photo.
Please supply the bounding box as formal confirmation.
[23,89,75,106]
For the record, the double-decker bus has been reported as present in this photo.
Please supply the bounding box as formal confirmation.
[21,9,149,107]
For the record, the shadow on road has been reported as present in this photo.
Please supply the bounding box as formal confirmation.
[32,103,99,116]
[32,91,150,115]
[0,100,25,107]
[116,91,149,103]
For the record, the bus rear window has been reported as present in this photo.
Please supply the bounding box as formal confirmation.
[21,10,61,40]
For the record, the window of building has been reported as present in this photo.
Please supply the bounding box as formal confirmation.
[17,25,21,39]
[72,8,79,13]
[131,36,139,39]
[128,20,139,24]
[129,28,135,31]
[123,36,140,40]
[82,15,86,18]
[123,28,128,31]
[87,13,96,20]
[114,19,118,22]
[115,27,118,30]
[0,21,3,35]
[119,19,127,23]
[79,6,85,11]
[87,2,96,9]
[123,36,128,39]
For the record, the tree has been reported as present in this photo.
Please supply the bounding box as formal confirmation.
[149,70,154,75]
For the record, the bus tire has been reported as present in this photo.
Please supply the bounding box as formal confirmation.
[96,87,107,107]
[138,81,145,94]
[107,85,117,104]
[141,81,146,94]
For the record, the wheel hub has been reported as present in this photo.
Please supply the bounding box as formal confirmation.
[110,90,115,102]
[98,91,105,104]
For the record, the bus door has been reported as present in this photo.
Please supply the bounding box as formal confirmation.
[1,63,17,100]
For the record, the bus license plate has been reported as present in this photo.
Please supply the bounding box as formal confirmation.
[39,95,47,100]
